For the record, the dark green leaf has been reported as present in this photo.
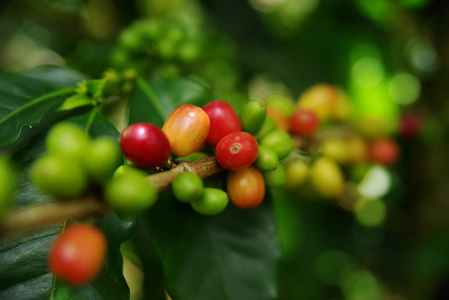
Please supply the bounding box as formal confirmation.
[128,77,213,127]
[0,110,133,300]
[0,66,88,147]
[142,191,279,300]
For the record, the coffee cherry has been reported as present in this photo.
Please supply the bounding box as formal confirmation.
[239,99,266,134]
[254,146,279,171]
[48,223,106,286]
[227,166,265,209]
[347,135,368,165]
[203,100,241,146]
[162,104,210,157]
[265,93,295,118]
[284,159,309,189]
[310,157,344,199]
[215,132,259,170]
[263,165,286,188]
[191,188,229,215]
[30,155,88,199]
[120,123,170,168]
[296,84,338,121]
[84,137,121,183]
[290,109,319,138]
[259,130,293,160]
[266,107,290,132]
[105,169,157,211]
[172,172,204,203]
[46,122,90,161]
[254,116,276,140]
[321,138,350,165]
[368,137,400,166]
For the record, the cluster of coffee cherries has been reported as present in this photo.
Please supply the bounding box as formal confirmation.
[119,96,301,215]
[27,122,158,287]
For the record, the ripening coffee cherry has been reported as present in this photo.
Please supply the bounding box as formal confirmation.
[30,155,88,199]
[259,130,293,160]
[105,169,158,211]
[120,123,171,168]
[296,84,338,121]
[255,146,279,171]
[227,167,265,209]
[263,165,286,188]
[46,122,90,161]
[265,93,295,118]
[162,104,210,157]
[321,138,350,165]
[266,107,290,132]
[310,157,344,199]
[84,137,122,183]
[215,132,259,170]
[172,172,204,203]
[203,100,241,146]
[239,99,266,134]
[284,159,309,189]
[290,109,319,138]
[48,223,107,286]
[191,188,229,215]
[368,137,400,166]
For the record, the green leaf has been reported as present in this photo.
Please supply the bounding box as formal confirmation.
[142,191,279,300]
[58,79,108,111]
[0,111,133,300]
[128,77,213,127]
[0,66,88,147]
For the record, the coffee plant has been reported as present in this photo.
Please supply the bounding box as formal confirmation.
[1,1,448,300]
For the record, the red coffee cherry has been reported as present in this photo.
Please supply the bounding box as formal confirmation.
[48,223,107,286]
[368,137,400,166]
[227,166,265,209]
[215,132,259,170]
[120,122,171,168]
[203,100,241,146]
[162,104,210,157]
[290,109,319,138]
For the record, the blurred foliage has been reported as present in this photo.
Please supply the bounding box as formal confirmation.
[1,0,449,299]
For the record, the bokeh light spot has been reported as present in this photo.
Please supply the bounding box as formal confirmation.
[388,73,421,105]
[358,165,391,198]
[352,57,385,88]
[355,198,387,227]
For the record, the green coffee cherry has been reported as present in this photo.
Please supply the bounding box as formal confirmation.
[172,172,204,203]
[259,130,294,160]
[105,169,157,211]
[191,188,229,216]
[265,93,295,118]
[176,152,208,162]
[84,137,122,183]
[239,99,266,134]
[284,159,309,189]
[255,146,279,171]
[264,165,286,188]
[30,154,88,199]
[46,122,90,161]
[254,116,276,140]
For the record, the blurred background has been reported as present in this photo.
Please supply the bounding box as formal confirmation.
[1,0,449,299]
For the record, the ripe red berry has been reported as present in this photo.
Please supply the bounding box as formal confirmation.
[48,224,107,286]
[368,137,400,166]
[290,109,319,137]
[203,100,242,146]
[215,132,259,170]
[120,122,171,168]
